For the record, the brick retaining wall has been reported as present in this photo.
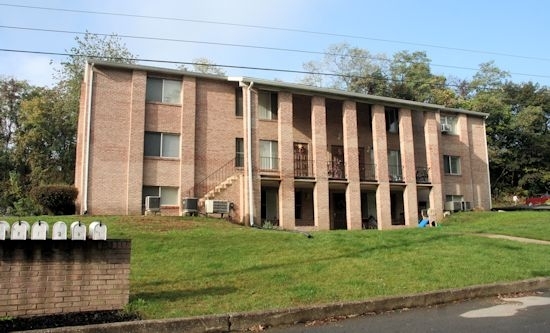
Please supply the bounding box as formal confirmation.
[0,240,131,318]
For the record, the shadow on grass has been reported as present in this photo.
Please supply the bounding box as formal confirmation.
[132,285,238,302]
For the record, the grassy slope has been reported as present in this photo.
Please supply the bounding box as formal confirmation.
[4,211,550,318]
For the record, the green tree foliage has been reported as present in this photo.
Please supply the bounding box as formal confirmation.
[0,33,136,215]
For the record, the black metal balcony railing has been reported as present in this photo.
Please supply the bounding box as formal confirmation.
[328,160,346,179]
[388,164,403,182]
[359,163,377,181]
[294,158,314,177]
[259,156,280,171]
[416,166,430,183]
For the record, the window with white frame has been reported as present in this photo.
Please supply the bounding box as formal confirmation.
[260,140,278,170]
[385,107,399,133]
[142,186,179,206]
[443,155,461,175]
[146,77,182,104]
[440,115,457,134]
[144,132,180,158]
[258,91,278,120]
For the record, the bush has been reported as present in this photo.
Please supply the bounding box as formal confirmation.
[30,185,78,215]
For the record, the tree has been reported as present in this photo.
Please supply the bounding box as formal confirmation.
[178,58,226,76]
[0,78,41,214]
[301,43,390,94]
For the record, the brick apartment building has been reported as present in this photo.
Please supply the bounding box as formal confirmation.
[75,61,491,230]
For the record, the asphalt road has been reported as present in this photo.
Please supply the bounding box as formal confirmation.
[267,290,550,333]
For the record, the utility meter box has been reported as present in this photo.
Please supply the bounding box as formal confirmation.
[52,221,68,240]
[31,221,49,240]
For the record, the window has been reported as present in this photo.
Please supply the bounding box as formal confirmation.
[258,91,278,120]
[142,186,179,206]
[146,77,182,104]
[385,107,399,133]
[260,140,278,170]
[388,150,402,181]
[443,155,461,175]
[235,138,244,167]
[144,132,180,158]
[235,88,243,117]
[440,115,457,134]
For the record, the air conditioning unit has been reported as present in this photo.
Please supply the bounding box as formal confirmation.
[205,200,230,214]
[145,196,161,212]
[440,124,451,133]
[182,197,198,216]
[444,201,462,212]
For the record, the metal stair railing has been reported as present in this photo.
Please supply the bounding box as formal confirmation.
[186,158,242,198]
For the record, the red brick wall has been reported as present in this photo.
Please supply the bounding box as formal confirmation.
[0,240,131,318]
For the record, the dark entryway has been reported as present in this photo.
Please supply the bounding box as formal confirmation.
[332,192,347,230]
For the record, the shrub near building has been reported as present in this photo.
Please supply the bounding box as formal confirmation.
[30,185,78,215]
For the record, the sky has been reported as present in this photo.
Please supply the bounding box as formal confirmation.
[1,0,549,88]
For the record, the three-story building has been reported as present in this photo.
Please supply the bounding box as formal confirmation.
[75,61,491,230]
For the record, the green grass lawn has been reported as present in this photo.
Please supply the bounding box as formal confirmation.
[4,211,550,319]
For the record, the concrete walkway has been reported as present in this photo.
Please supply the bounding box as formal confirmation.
[475,234,550,245]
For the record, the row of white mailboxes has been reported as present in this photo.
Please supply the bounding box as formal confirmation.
[0,221,107,241]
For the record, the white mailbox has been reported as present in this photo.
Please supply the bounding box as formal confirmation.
[70,221,86,240]
[31,221,49,240]
[11,221,30,240]
[0,221,10,240]
[52,221,68,240]
[88,221,107,240]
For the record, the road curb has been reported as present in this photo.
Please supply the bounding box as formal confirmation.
[18,277,550,333]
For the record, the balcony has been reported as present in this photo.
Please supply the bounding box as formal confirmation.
[294,158,314,178]
[388,164,403,182]
[416,167,430,183]
[359,163,377,181]
[328,160,346,179]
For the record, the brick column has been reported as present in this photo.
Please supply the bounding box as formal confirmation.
[399,108,418,226]
[242,88,260,226]
[311,96,330,230]
[424,112,443,221]
[126,70,146,215]
[278,92,295,229]
[372,105,391,229]
[458,113,474,204]
[180,76,196,203]
[343,101,362,230]
[468,117,492,210]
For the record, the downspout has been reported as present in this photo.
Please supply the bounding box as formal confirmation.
[482,116,492,210]
[241,81,255,226]
[82,63,94,214]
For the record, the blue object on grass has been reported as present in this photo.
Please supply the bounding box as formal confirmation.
[418,218,430,228]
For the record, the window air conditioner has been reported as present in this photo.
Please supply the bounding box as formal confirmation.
[444,201,462,212]
[440,124,451,133]
[205,200,230,214]
[145,196,161,212]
